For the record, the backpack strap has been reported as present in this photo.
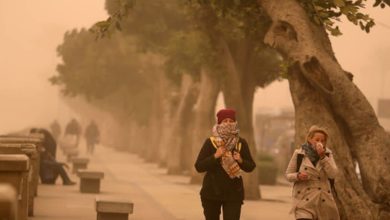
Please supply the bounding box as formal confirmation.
[296,153,304,172]
[328,178,337,197]
[235,142,242,152]
[209,137,218,149]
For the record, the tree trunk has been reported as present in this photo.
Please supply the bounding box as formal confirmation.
[166,74,199,174]
[190,68,221,183]
[219,37,261,200]
[126,119,138,153]
[155,74,180,167]
[259,0,390,218]
[157,94,175,167]
[288,63,375,220]
[144,71,165,163]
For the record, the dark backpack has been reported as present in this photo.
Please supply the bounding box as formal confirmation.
[296,153,337,197]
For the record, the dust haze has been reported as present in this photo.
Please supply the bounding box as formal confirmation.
[1,1,389,134]
[0,1,390,219]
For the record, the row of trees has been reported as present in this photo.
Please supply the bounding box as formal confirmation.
[51,0,390,219]
[52,0,282,200]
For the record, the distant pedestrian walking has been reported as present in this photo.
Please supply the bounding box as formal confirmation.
[50,120,61,141]
[285,125,340,220]
[63,118,82,148]
[195,108,256,220]
[84,120,100,154]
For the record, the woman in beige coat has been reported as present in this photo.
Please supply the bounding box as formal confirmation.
[285,125,340,220]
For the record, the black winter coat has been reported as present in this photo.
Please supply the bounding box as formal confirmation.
[194,137,256,201]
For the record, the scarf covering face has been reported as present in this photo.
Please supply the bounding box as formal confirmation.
[212,122,241,179]
[302,142,320,166]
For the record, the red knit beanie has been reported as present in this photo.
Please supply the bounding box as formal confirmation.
[216,108,236,124]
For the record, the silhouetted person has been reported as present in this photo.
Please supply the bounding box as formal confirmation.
[30,128,58,159]
[39,128,57,159]
[50,120,61,141]
[30,127,55,156]
[84,120,100,154]
[64,118,82,148]
[39,148,75,185]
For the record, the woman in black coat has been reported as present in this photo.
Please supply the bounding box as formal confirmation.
[195,108,256,220]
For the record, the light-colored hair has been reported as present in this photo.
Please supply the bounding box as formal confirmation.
[306,125,329,145]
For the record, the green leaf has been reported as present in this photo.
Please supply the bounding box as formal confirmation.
[359,21,365,30]
[333,0,345,7]
[314,5,325,11]
[330,26,342,36]
[324,19,334,26]
[365,26,370,33]
[373,0,381,7]
[313,16,322,25]
[95,21,110,27]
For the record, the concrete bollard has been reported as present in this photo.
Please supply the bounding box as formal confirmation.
[95,196,133,220]
[65,148,79,162]
[78,170,104,193]
[0,184,18,220]
[0,154,30,220]
[72,157,90,174]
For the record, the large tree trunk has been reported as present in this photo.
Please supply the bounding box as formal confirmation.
[194,3,262,195]
[219,37,261,200]
[157,100,173,167]
[144,69,166,163]
[166,74,199,174]
[190,68,221,183]
[259,0,390,219]
[144,99,161,162]
[288,63,374,220]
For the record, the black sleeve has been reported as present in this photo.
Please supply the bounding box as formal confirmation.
[194,138,220,173]
[238,138,256,172]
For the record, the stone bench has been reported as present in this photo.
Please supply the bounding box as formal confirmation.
[0,135,43,198]
[95,196,133,220]
[0,184,17,220]
[0,154,30,220]
[72,157,90,173]
[0,143,38,216]
[77,170,104,193]
[0,136,44,153]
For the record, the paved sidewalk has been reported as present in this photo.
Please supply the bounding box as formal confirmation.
[30,143,294,220]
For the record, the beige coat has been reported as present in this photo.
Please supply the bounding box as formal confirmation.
[285,148,340,220]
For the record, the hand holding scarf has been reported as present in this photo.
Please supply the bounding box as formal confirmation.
[212,122,241,179]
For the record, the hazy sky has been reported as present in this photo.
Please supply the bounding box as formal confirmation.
[0,1,389,134]
[0,0,107,133]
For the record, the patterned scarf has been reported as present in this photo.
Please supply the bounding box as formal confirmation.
[302,142,320,166]
[212,122,241,179]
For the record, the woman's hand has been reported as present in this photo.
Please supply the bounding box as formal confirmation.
[233,151,243,163]
[214,147,226,158]
[315,143,326,159]
[297,172,309,181]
